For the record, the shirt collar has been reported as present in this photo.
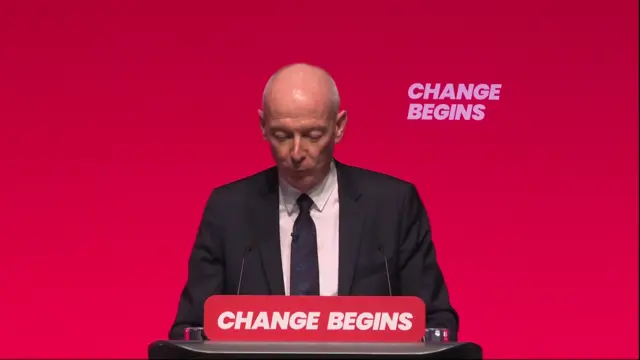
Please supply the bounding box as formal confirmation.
[279,161,337,215]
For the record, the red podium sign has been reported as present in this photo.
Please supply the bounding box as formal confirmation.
[203,295,425,342]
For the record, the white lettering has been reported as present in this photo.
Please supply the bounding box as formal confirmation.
[408,83,424,100]
[217,311,235,330]
[378,312,397,330]
[456,84,473,100]
[216,311,415,331]
[488,84,501,100]
[408,83,502,101]
[342,312,358,330]
[306,312,321,330]
[216,311,323,331]
[406,103,486,121]
[355,312,374,330]
[234,311,253,329]
[373,311,382,329]
[434,104,450,120]
[327,312,414,330]
[422,83,440,100]
[406,83,500,121]
[398,312,413,331]
[251,312,270,329]
[271,311,289,330]
[289,311,307,330]
[407,103,422,120]
[327,312,344,330]
[439,83,456,100]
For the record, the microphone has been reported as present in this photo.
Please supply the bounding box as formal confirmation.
[378,245,393,296]
[236,244,253,295]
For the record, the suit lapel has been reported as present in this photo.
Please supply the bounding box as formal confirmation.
[336,161,365,295]
[254,167,285,295]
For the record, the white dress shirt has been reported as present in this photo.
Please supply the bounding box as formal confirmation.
[278,161,340,296]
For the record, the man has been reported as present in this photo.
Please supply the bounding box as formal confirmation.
[168,63,459,340]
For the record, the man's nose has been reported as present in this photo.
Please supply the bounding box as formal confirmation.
[291,137,305,162]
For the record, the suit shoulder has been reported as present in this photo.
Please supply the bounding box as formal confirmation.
[207,166,276,202]
[340,163,416,194]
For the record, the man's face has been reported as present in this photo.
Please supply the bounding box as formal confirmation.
[260,109,346,192]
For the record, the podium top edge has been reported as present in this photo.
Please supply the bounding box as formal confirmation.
[149,340,481,356]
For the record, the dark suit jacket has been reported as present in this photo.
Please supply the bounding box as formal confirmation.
[168,160,459,340]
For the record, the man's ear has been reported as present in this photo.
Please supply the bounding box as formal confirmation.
[258,109,267,139]
[334,110,348,143]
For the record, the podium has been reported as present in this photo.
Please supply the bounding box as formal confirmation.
[148,340,483,359]
[155,295,480,358]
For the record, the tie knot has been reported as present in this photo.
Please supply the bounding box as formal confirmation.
[296,194,314,214]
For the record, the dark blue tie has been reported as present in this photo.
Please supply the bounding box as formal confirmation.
[290,194,320,296]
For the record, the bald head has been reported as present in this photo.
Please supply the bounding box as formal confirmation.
[258,63,348,193]
[261,63,340,120]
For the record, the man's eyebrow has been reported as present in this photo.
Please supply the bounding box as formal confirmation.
[302,126,328,132]
[268,126,289,132]
[269,125,327,132]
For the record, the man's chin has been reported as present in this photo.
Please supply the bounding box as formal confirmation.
[284,172,316,191]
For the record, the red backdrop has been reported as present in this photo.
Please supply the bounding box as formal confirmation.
[0,1,638,358]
